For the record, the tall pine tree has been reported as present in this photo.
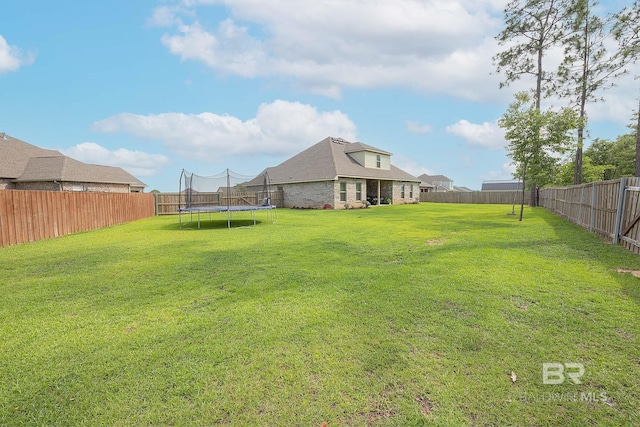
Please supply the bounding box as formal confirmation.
[557,0,626,184]
[494,0,573,108]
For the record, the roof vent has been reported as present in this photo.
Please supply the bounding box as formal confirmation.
[0,132,6,141]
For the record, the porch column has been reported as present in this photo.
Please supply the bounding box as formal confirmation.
[377,180,381,205]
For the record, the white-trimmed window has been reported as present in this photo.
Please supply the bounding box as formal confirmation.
[340,181,347,202]
[356,182,362,201]
[410,184,414,198]
[376,155,381,168]
[401,184,405,198]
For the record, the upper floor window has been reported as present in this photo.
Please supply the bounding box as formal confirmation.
[376,155,381,168]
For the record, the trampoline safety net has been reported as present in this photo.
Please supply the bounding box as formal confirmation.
[178,168,276,229]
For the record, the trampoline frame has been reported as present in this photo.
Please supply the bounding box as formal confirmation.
[178,168,277,229]
[178,204,276,229]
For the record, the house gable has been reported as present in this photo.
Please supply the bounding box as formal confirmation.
[342,139,392,170]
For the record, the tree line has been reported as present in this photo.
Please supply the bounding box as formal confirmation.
[494,0,639,220]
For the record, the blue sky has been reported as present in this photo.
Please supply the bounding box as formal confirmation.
[1,0,638,191]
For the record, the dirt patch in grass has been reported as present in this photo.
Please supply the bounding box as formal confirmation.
[426,238,446,246]
[510,296,530,311]
[615,328,633,340]
[616,268,640,277]
[416,396,433,417]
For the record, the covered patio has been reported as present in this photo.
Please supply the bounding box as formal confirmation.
[366,179,394,205]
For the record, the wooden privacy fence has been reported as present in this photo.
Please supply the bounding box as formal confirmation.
[421,191,527,205]
[0,190,155,247]
[539,177,640,254]
[155,191,284,215]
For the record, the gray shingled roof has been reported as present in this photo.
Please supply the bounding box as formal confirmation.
[0,134,63,179]
[252,137,420,185]
[481,181,523,191]
[1,133,146,187]
[418,173,454,184]
[343,140,391,155]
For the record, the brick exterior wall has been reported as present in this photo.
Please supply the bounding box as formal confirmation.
[282,179,419,209]
[14,182,61,191]
[282,181,335,208]
[391,181,419,205]
[13,181,132,192]
[67,182,131,193]
[335,179,367,209]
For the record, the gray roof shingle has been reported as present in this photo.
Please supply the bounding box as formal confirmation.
[0,134,63,179]
[481,181,523,191]
[253,137,420,185]
[1,133,146,188]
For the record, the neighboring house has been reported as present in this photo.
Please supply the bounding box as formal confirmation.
[481,180,523,192]
[419,181,435,194]
[247,136,421,209]
[0,133,146,192]
[453,185,474,192]
[418,174,455,192]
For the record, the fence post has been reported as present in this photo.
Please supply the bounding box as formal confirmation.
[613,177,627,245]
[590,182,596,232]
[578,186,584,225]
[154,192,158,216]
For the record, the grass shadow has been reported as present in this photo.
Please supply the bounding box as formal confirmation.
[621,278,640,305]
[160,219,265,230]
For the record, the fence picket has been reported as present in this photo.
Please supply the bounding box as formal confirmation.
[0,190,155,247]
[539,178,640,254]
[420,191,527,204]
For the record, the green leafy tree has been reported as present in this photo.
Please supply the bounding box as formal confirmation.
[557,0,627,184]
[554,156,610,185]
[609,133,637,177]
[613,0,640,175]
[499,92,578,220]
[584,134,636,179]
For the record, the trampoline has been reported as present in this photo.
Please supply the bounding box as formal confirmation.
[178,169,277,229]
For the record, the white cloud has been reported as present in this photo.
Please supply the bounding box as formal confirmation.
[161,19,268,77]
[92,100,357,163]
[481,162,517,181]
[405,120,433,134]
[154,0,508,99]
[0,35,35,74]
[446,119,506,150]
[147,6,182,27]
[583,70,640,126]
[62,142,171,177]
[392,154,434,178]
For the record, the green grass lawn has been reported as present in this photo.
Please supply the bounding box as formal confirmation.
[1,204,639,426]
